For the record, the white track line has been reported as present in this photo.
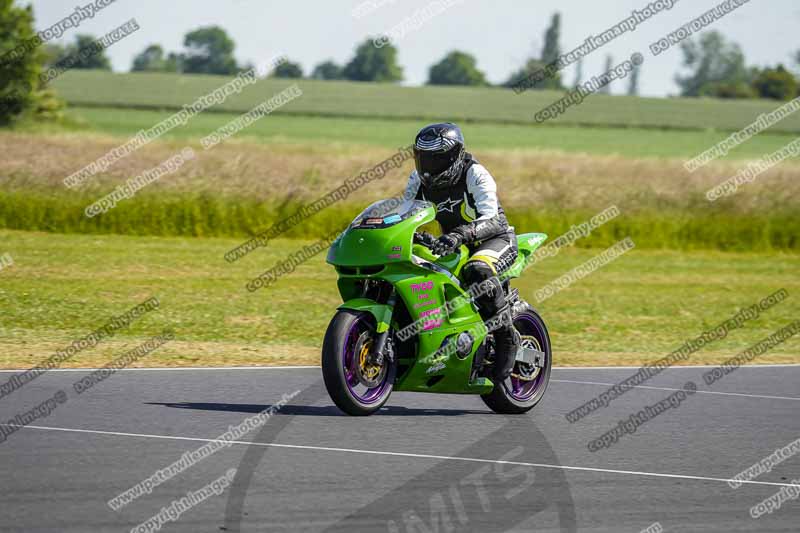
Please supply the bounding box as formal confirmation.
[551,379,800,401]
[0,364,798,373]
[3,423,800,490]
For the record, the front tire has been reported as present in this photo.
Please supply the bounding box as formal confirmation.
[481,304,552,414]
[322,310,395,416]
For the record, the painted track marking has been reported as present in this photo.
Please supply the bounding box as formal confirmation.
[2,423,800,490]
[551,379,800,401]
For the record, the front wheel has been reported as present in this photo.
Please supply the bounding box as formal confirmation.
[481,304,552,414]
[322,310,395,416]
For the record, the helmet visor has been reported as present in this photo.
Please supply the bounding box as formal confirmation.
[414,145,460,178]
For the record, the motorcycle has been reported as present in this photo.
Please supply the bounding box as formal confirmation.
[322,199,552,415]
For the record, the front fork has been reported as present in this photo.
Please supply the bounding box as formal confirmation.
[368,289,396,366]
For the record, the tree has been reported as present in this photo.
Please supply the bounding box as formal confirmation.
[537,12,563,89]
[701,80,756,99]
[63,34,111,70]
[343,39,403,82]
[795,51,800,95]
[504,59,552,89]
[505,12,563,90]
[311,60,343,80]
[0,0,64,125]
[41,42,66,69]
[572,57,584,89]
[273,59,303,78]
[182,26,238,75]
[0,0,40,124]
[598,55,613,94]
[427,51,486,86]
[541,13,561,66]
[752,65,797,100]
[676,31,750,98]
[627,64,641,96]
[164,52,183,73]
[131,44,166,72]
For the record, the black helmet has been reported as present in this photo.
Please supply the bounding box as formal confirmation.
[413,122,466,189]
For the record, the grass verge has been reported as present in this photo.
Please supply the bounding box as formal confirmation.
[0,230,797,369]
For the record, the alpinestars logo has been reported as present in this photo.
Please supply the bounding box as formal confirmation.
[436,198,462,214]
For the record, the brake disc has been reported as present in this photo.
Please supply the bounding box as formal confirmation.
[354,332,387,388]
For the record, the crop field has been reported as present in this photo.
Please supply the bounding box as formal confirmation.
[52,70,800,133]
[52,106,800,159]
[1,229,798,369]
[2,126,798,250]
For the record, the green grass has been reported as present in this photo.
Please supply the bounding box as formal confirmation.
[51,70,800,133]
[47,105,800,160]
[0,230,797,369]
[1,191,798,252]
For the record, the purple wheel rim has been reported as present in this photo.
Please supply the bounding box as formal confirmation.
[342,317,390,405]
[506,314,548,402]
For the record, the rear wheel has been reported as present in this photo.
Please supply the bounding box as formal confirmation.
[322,310,395,416]
[481,304,552,414]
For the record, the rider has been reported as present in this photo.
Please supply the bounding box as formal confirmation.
[403,122,520,382]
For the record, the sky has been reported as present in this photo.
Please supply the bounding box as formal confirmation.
[24,0,800,97]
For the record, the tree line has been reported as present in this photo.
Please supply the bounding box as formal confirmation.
[123,18,800,101]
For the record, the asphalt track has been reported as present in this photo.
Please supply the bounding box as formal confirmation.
[0,365,798,532]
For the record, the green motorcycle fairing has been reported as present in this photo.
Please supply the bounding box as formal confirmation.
[326,199,547,395]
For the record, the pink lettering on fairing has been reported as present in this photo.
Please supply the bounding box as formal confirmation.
[411,281,439,326]
[411,281,434,293]
[423,319,443,331]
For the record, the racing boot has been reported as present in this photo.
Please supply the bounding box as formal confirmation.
[492,310,519,383]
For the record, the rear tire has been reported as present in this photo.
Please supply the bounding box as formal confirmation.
[322,310,395,416]
[481,304,552,414]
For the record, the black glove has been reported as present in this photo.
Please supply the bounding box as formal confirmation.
[413,231,437,248]
[431,233,463,256]
[450,217,508,244]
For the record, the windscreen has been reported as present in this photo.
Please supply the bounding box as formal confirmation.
[350,199,433,229]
